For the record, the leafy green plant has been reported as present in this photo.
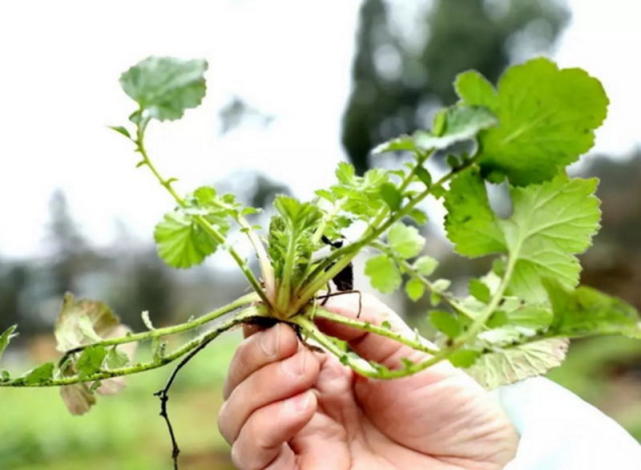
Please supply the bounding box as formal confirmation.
[1,56,640,467]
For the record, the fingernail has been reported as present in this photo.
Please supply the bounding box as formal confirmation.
[259,328,277,357]
[282,351,307,377]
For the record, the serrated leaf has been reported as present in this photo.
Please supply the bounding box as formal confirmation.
[467,338,569,389]
[429,310,462,338]
[380,183,402,211]
[120,57,208,121]
[413,256,438,276]
[457,58,608,185]
[0,325,18,363]
[387,223,425,259]
[444,168,505,257]
[545,280,641,339]
[445,171,600,301]
[154,211,222,268]
[502,175,600,301]
[268,196,322,295]
[365,254,401,294]
[405,278,425,302]
[468,279,491,303]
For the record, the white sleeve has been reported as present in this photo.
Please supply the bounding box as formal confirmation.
[496,377,641,469]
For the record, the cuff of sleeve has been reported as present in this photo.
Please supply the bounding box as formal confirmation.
[495,377,641,470]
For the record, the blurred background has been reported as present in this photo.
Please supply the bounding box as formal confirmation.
[0,0,640,468]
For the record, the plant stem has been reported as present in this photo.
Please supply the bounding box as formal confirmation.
[6,306,264,388]
[133,121,271,307]
[294,158,478,311]
[370,241,476,319]
[58,293,258,363]
[308,308,439,355]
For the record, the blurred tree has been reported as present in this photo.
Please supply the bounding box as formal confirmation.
[342,0,569,173]
[580,152,641,310]
[46,190,100,295]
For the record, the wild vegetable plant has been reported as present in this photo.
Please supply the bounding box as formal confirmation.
[1,56,640,468]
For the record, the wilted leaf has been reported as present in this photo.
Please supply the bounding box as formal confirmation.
[467,338,569,389]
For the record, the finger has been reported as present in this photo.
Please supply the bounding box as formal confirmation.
[218,347,320,443]
[230,391,316,470]
[223,323,298,399]
[317,293,424,368]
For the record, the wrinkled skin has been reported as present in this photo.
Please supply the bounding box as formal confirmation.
[218,294,518,470]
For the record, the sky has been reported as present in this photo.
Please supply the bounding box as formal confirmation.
[0,0,639,259]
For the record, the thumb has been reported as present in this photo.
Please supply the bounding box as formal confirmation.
[315,293,430,369]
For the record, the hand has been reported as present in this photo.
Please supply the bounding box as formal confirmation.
[217,294,519,469]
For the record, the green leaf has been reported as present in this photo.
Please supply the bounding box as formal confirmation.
[408,208,428,225]
[449,349,481,368]
[0,325,18,363]
[55,294,121,352]
[445,171,600,301]
[372,135,417,154]
[431,279,451,293]
[508,305,554,331]
[468,279,491,303]
[365,254,401,294]
[380,183,402,211]
[503,175,600,301]
[444,168,505,257]
[76,346,108,379]
[405,278,425,302]
[413,106,497,151]
[154,211,221,269]
[545,280,641,339]
[108,125,131,139]
[429,310,462,338]
[413,256,438,276]
[457,58,608,185]
[268,196,322,293]
[454,70,498,109]
[415,167,432,187]
[467,338,569,389]
[21,362,55,385]
[387,223,425,259]
[120,56,208,121]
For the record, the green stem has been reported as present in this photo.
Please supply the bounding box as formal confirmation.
[59,293,258,363]
[370,242,476,319]
[6,307,264,388]
[294,158,478,311]
[309,308,439,355]
[133,121,271,308]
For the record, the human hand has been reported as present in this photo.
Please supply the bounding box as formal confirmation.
[217,294,519,469]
